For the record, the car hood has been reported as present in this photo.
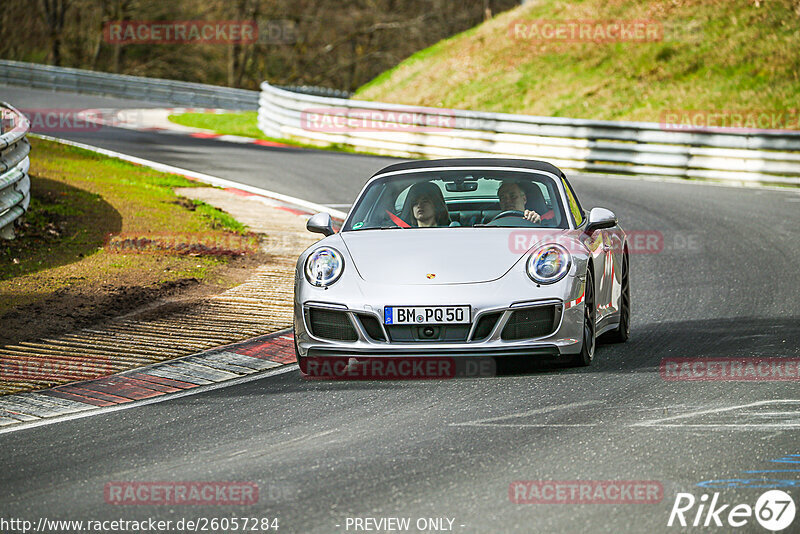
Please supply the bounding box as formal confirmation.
[340,228,570,285]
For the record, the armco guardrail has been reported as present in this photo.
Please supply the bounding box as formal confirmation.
[0,60,259,110]
[0,102,31,239]
[258,82,800,186]
[276,85,352,99]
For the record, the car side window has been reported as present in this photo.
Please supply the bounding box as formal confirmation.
[561,178,584,226]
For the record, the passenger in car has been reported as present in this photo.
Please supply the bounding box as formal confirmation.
[400,182,451,227]
[497,181,545,223]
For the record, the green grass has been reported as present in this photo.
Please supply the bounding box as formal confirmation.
[192,199,248,234]
[169,111,265,138]
[0,138,255,313]
[354,0,800,125]
[167,111,383,155]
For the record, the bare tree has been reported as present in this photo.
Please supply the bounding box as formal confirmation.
[225,0,261,87]
[39,0,71,66]
[3,0,520,90]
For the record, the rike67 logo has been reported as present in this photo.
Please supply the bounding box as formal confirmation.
[668,490,796,531]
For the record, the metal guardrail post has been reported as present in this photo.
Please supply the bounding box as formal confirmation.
[0,102,31,239]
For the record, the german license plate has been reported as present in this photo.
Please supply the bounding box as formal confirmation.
[384,306,470,325]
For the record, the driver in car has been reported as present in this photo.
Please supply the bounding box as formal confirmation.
[497,181,542,223]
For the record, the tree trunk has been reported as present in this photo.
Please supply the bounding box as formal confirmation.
[40,0,70,66]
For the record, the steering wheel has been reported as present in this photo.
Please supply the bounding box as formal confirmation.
[490,210,525,222]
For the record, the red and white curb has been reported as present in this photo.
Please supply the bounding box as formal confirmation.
[185,131,290,147]
[89,107,292,148]
[0,330,297,433]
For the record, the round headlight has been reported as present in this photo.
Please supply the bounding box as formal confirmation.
[526,244,571,284]
[305,247,344,287]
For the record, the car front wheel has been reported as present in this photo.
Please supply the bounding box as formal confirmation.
[573,269,596,367]
[600,252,630,343]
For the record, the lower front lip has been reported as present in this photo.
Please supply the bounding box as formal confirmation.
[305,345,564,359]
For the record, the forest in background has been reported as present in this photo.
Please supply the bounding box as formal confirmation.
[0,0,519,91]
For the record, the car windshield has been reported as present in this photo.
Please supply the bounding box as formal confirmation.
[343,169,568,231]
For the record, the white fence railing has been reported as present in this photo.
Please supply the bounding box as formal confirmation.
[0,60,259,110]
[258,82,800,186]
[0,102,31,239]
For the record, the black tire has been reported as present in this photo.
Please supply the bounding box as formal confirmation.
[600,252,630,344]
[573,268,596,367]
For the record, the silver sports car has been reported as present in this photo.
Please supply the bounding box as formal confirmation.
[293,158,629,373]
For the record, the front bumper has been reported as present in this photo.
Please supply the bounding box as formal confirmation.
[294,268,586,359]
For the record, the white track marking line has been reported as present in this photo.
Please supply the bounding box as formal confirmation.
[265,429,339,451]
[0,364,298,436]
[450,400,602,427]
[453,423,600,428]
[653,428,800,429]
[737,412,800,417]
[634,400,800,429]
[29,133,348,220]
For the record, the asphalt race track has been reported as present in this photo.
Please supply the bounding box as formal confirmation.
[1,86,800,533]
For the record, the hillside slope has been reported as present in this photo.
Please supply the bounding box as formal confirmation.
[355,0,800,125]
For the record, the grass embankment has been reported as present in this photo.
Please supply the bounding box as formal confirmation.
[0,138,257,342]
[354,0,800,124]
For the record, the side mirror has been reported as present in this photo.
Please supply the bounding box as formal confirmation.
[585,207,617,232]
[306,212,335,236]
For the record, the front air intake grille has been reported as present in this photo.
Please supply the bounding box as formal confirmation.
[501,306,557,341]
[385,325,470,342]
[307,308,358,341]
[356,314,386,341]
[471,312,502,341]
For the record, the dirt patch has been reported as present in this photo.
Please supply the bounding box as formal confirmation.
[0,248,267,347]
